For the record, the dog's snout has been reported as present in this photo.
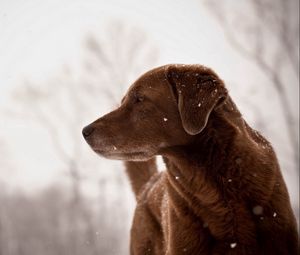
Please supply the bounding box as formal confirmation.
[82,125,95,138]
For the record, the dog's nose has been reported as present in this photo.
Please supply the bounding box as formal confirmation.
[82,125,95,138]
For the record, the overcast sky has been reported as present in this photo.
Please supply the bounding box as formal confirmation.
[0,0,255,97]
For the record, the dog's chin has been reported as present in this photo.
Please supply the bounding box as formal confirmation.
[94,149,155,161]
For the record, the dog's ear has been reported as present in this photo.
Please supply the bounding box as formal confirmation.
[166,65,228,135]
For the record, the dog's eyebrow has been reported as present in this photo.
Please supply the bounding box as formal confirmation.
[129,89,142,98]
[120,89,139,104]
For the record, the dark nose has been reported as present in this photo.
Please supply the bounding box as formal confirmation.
[82,125,95,138]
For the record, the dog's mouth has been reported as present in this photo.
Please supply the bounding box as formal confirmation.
[94,148,154,161]
[85,136,157,161]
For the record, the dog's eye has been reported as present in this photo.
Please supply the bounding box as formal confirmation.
[135,95,144,103]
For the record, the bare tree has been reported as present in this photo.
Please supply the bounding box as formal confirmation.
[83,20,159,104]
[2,20,158,255]
[204,0,299,171]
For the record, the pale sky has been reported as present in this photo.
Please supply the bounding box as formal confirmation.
[0,0,298,212]
[0,0,253,96]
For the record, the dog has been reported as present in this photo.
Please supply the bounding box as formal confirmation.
[82,64,299,255]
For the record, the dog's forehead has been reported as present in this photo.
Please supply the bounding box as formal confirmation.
[128,68,170,95]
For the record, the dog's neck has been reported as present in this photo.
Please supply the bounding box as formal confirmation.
[159,98,259,242]
[161,98,249,204]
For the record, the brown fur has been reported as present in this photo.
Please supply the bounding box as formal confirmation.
[82,64,299,255]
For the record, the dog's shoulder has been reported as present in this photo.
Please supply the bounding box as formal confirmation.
[136,171,167,221]
[138,171,166,202]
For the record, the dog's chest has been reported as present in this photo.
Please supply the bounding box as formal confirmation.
[161,202,213,254]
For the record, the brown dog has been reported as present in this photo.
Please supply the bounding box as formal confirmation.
[82,64,299,255]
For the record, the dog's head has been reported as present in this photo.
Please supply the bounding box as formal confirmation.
[82,64,228,161]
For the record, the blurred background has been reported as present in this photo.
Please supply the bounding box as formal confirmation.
[0,0,298,254]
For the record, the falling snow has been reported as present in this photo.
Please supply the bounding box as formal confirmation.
[230,243,237,248]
